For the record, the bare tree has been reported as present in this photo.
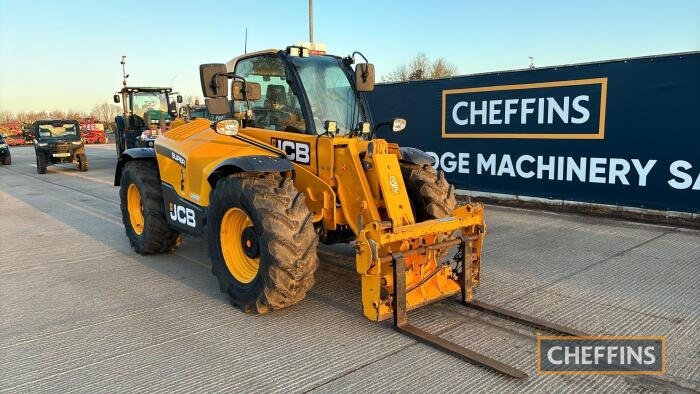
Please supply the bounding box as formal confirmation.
[182,95,201,106]
[90,102,121,122]
[2,103,122,132]
[383,52,458,82]
[0,111,13,124]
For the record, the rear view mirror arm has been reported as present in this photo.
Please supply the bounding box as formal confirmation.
[210,72,240,96]
[210,73,254,119]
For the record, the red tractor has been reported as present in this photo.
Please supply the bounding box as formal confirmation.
[80,118,108,144]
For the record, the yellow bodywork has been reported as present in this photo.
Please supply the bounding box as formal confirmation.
[155,118,485,321]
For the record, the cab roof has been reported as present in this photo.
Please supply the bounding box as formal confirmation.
[226,49,280,72]
[121,87,172,93]
[33,119,79,126]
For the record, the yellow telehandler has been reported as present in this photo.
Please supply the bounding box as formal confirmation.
[115,43,581,378]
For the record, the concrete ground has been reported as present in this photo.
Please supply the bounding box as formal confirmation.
[1,144,698,393]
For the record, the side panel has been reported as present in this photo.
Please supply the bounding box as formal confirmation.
[161,182,206,236]
[155,119,291,208]
[243,128,317,171]
[333,144,381,235]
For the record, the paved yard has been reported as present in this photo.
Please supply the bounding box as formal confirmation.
[1,145,698,392]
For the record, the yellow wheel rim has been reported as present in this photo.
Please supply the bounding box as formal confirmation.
[127,183,145,235]
[220,208,260,284]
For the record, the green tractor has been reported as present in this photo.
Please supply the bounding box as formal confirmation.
[113,87,182,156]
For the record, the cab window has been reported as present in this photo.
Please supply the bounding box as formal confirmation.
[234,55,306,133]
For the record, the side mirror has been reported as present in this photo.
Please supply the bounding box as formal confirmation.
[168,102,177,118]
[391,118,406,132]
[205,97,230,116]
[177,95,183,103]
[113,94,120,103]
[199,63,229,98]
[355,63,375,92]
[371,117,406,138]
[232,81,261,101]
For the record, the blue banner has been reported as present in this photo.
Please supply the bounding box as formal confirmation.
[368,52,700,213]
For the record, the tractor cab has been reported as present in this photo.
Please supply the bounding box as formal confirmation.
[113,87,182,155]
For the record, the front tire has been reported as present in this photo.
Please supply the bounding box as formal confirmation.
[209,174,319,314]
[77,153,88,171]
[36,152,47,174]
[2,153,10,165]
[119,160,181,254]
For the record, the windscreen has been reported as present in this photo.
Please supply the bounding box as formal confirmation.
[37,124,78,138]
[131,92,168,116]
[289,55,367,135]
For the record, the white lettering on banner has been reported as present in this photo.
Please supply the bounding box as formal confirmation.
[432,152,470,174]
[450,94,592,126]
[452,102,469,126]
[477,154,497,175]
[668,160,700,190]
[426,152,696,191]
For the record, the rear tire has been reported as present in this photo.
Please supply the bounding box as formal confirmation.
[36,152,47,174]
[209,174,319,314]
[77,153,88,171]
[119,160,181,254]
[401,163,457,251]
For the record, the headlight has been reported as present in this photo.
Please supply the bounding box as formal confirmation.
[140,131,151,139]
[72,141,82,145]
[0,143,7,149]
[37,142,48,147]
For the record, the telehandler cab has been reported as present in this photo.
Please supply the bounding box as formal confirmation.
[115,44,581,378]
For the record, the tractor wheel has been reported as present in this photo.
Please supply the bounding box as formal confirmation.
[401,163,457,253]
[77,153,89,172]
[119,160,181,254]
[36,152,47,174]
[209,174,319,314]
[2,153,10,165]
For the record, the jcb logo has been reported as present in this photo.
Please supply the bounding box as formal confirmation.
[389,176,400,194]
[169,203,196,228]
[271,138,310,164]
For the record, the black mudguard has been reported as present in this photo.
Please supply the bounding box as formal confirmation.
[114,148,156,186]
[207,155,294,186]
[399,146,435,166]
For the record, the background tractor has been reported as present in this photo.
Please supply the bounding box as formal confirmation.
[115,43,579,378]
[113,86,182,155]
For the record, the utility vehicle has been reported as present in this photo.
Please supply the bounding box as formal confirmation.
[33,120,87,174]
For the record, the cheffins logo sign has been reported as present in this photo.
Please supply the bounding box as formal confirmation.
[442,78,607,139]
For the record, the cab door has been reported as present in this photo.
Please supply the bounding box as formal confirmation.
[231,54,319,173]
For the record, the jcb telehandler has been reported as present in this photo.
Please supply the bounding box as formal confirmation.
[115,44,581,378]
